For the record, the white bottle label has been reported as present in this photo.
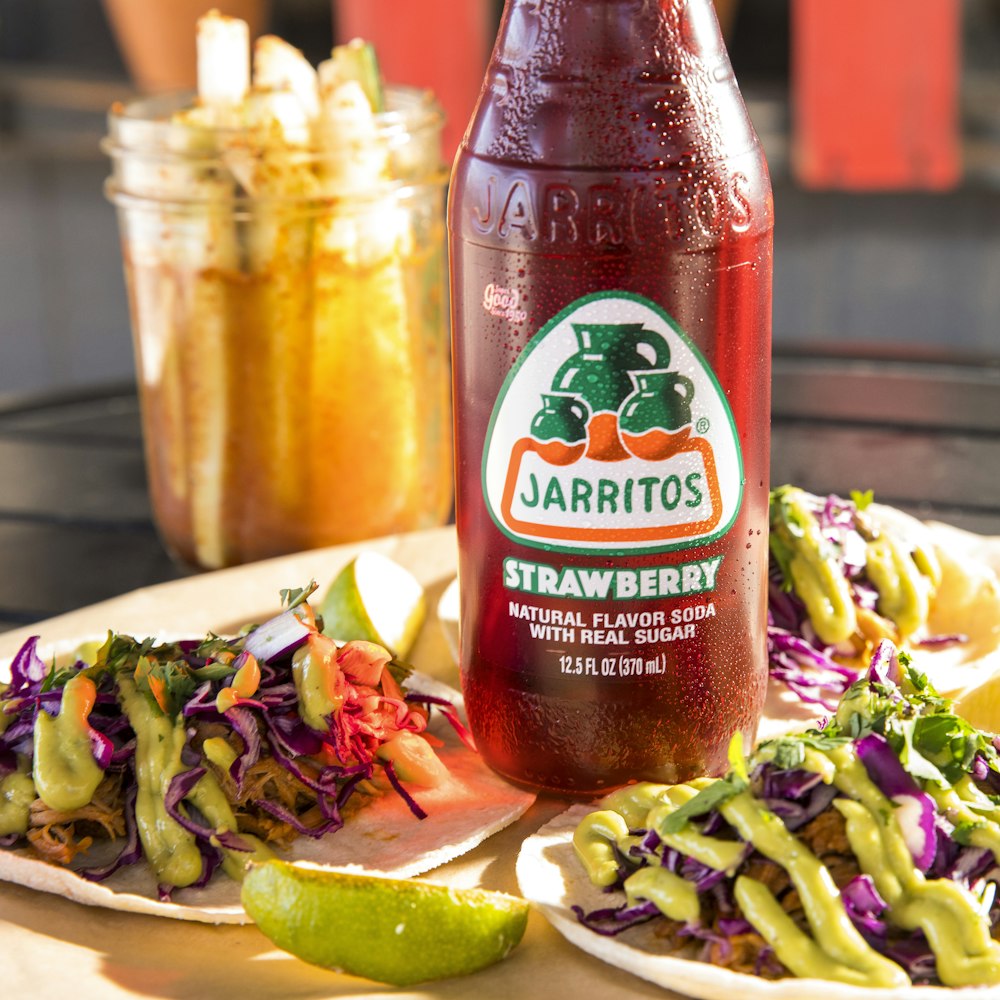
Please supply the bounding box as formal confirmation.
[482,291,743,555]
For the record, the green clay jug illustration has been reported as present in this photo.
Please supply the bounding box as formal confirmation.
[529,393,589,465]
[620,369,695,460]
[552,323,670,414]
[530,393,589,442]
[552,323,671,462]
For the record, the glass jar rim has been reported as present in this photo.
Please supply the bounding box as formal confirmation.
[103,83,444,156]
[103,83,446,206]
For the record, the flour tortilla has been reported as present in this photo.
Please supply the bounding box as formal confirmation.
[517,805,1000,1000]
[516,514,1000,996]
[0,639,535,924]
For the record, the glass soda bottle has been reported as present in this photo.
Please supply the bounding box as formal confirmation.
[448,0,773,793]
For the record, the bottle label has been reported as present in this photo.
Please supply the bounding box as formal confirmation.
[482,291,743,555]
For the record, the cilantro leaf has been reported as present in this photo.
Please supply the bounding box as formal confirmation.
[39,659,57,692]
[953,820,981,846]
[772,739,805,770]
[192,660,238,681]
[196,634,234,661]
[763,732,849,771]
[850,488,874,511]
[892,717,948,784]
[280,581,318,611]
[660,773,747,835]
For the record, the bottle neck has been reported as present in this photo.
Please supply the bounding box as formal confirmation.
[491,0,729,78]
[464,0,752,169]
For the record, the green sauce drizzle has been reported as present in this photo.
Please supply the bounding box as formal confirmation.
[768,485,939,644]
[32,674,105,813]
[0,770,35,836]
[577,740,1000,988]
[117,674,270,887]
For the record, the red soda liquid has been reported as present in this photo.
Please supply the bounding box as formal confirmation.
[449,0,773,794]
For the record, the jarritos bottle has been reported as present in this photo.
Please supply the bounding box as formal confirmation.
[449,0,773,792]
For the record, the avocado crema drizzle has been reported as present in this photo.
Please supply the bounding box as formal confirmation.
[0,653,272,887]
[574,651,1000,988]
[769,485,941,647]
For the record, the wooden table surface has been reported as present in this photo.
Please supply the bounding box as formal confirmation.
[2,348,1000,632]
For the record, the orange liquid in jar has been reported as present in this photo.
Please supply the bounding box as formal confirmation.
[125,232,451,569]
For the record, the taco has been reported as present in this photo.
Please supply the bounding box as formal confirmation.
[0,585,534,924]
[518,641,1000,997]
[765,487,1000,731]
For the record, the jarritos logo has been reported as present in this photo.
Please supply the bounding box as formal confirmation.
[482,291,744,554]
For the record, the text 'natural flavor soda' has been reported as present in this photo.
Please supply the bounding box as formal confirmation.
[449,0,773,793]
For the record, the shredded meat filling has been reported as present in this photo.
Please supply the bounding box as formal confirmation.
[209,751,343,848]
[651,805,861,977]
[26,774,126,866]
[711,930,783,978]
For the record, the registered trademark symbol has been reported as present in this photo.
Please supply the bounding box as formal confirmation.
[696,417,710,434]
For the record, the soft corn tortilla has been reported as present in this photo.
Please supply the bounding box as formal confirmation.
[0,639,534,924]
[517,805,1000,1000]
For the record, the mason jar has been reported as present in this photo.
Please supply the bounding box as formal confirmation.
[104,87,451,569]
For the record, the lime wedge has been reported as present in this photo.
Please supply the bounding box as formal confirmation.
[953,669,1000,734]
[241,860,529,985]
[320,551,426,658]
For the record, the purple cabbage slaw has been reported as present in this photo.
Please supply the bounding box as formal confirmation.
[0,596,464,898]
[574,643,1000,986]
[767,488,965,711]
